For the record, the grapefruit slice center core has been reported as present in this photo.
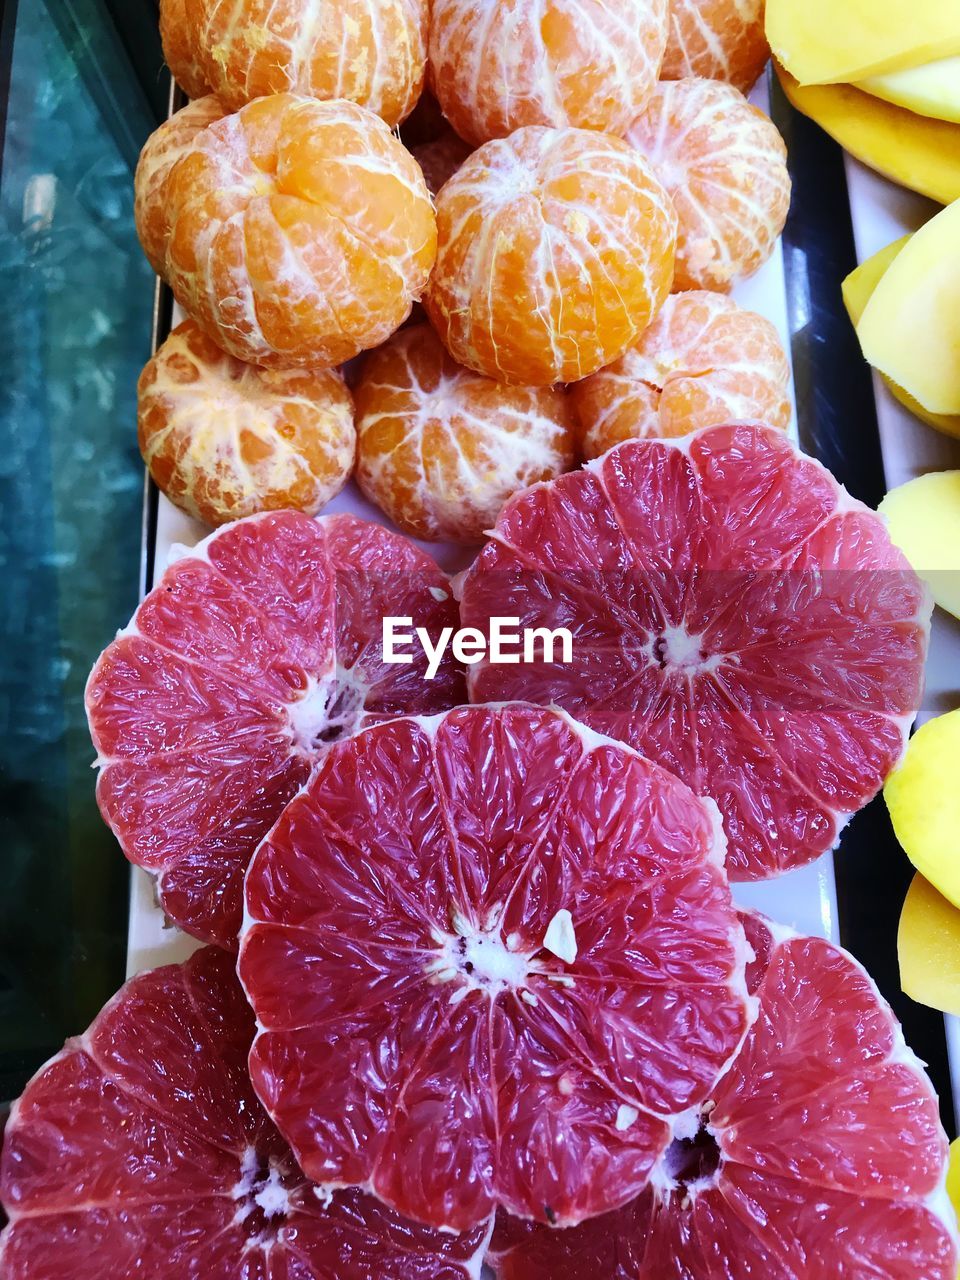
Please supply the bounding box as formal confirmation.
[287,669,368,752]
[663,1118,723,1196]
[430,909,535,997]
[652,623,723,674]
[429,906,581,999]
[231,1146,294,1242]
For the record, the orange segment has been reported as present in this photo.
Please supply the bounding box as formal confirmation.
[626,78,790,292]
[151,94,436,369]
[424,126,677,386]
[134,96,228,276]
[428,0,668,146]
[160,0,428,126]
[354,323,576,542]
[572,291,791,458]
[663,0,770,91]
[138,319,356,526]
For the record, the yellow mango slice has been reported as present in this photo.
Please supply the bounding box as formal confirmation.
[879,473,960,620]
[778,69,960,206]
[899,873,960,1015]
[767,0,960,85]
[843,238,960,440]
[859,56,960,124]
[843,236,911,321]
[857,199,960,415]
[885,709,960,911]
[949,1139,960,1225]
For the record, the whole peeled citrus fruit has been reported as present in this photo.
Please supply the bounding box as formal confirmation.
[151,93,436,369]
[572,291,791,458]
[138,319,356,526]
[354,323,576,542]
[161,0,428,126]
[662,0,771,91]
[626,78,790,292]
[134,95,227,276]
[429,0,668,146]
[424,126,677,386]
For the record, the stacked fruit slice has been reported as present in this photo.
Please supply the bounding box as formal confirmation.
[769,0,960,203]
[0,947,493,1278]
[85,510,464,946]
[488,913,958,1279]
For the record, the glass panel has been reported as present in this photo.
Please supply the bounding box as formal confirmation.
[0,0,162,1100]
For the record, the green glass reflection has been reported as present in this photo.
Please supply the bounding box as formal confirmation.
[0,0,162,1099]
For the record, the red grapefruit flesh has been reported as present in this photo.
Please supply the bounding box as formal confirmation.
[0,947,492,1280]
[487,912,959,1279]
[239,702,751,1233]
[460,423,930,879]
[85,510,464,949]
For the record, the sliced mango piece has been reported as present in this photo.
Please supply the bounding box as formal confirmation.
[859,56,960,124]
[843,238,960,440]
[899,873,960,1015]
[857,199,960,415]
[778,69,960,206]
[886,709,960,911]
[842,236,911,320]
[948,1140,960,1225]
[767,0,960,86]
[879,473,960,620]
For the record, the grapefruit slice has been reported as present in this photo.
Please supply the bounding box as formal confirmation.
[0,947,492,1279]
[239,703,752,1233]
[460,423,931,880]
[85,510,464,948]
[487,912,959,1279]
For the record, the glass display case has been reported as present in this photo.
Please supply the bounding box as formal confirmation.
[0,0,164,1101]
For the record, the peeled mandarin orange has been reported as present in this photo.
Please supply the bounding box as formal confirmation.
[572,291,791,458]
[412,128,473,197]
[138,319,355,527]
[423,126,678,386]
[158,0,211,99]
[663,0,770,92]
[626,78,790,292]
[354,323,576,542]
[134,95,227,276]
[160,0,428,126]
[430,0,665,145]
[429,0,668,146]
[156,94,436,369]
